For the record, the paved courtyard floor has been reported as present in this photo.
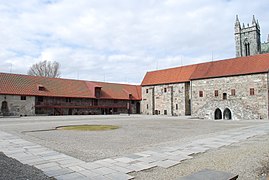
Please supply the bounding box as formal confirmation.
[0,115,269,179]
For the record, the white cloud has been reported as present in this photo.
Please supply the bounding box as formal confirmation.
[0,0,269,84]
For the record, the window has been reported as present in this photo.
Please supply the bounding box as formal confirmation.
[214,90,218,97]
[131,100,135,104]
[223,93,227,100]
[21,96,26,100]
[250,88,255,96]
[164,88,167,93]
[176,104,178,110]
[146,104,149,109]
[37,96,43,102]
[38,85,45,91]
[95,87,101,98]
[114,100,118,103]
[164,110,167,115]
[245,43,250,56]
[199,91,203,97]
[129,94,132,99]
[231,89,236,96]
[146,89,148,93]
[65,98,71,102]
[93,99,98,106]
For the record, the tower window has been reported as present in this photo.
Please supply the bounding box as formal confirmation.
[245,43,250,56]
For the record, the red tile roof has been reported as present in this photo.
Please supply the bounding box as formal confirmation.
[141,53,269,86]
[0,73,141,100]
[190,53,269,80]
[141,64,197,86]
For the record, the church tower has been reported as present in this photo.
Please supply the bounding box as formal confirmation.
[235,15,261,57]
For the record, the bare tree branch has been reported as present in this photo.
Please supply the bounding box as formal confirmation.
[27,60,61,78]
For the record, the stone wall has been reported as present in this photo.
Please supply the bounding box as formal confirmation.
[141,83,189,116]
[191,73,268,120]
[0,95,35,116]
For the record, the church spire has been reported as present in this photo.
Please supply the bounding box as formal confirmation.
[235,15,240,26]
[257,19,260,29]
[235,15,241,32]
[252,15,256,25]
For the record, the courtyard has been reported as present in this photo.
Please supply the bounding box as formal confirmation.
[0,115,269,179]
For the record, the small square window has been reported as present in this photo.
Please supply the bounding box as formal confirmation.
[199,91,203,97]
[250,88,255,96]
[21,96,26,100]
[214,90,218,97]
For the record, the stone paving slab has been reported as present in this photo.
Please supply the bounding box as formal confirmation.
[0,124,269,179]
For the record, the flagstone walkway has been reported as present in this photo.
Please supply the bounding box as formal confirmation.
[0,123,269,180]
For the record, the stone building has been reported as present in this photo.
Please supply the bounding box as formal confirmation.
[0,73,141,116]
[141,53,269,120]
[235,15,269,57]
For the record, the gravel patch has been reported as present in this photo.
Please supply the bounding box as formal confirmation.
[0,115,266,162]
[130,134,269,180]
[0,152,54,180]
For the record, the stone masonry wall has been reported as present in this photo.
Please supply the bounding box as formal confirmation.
[191,73,268,120]
[141,83,189,116]
[0,95,35,116]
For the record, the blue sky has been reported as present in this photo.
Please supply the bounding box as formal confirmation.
[0,0,269,84]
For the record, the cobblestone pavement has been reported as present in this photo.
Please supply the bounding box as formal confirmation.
[1,117,269,180]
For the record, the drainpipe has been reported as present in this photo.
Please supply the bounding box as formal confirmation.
[168,85,174,116]
[267,69,269,119]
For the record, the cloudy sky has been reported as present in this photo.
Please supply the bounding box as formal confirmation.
[0,0,269,84]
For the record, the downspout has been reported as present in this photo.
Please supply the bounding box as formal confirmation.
[170,86,174,116]
[190,80,192,116]
[267,70,269,119]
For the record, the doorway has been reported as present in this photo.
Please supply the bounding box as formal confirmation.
[1,101,9,116]
[223,108,232,120]
[214,108,222,120]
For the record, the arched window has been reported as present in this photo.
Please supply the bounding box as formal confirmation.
[223,108,232,120]
[245,43,250,56]
[214,108,222,120]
